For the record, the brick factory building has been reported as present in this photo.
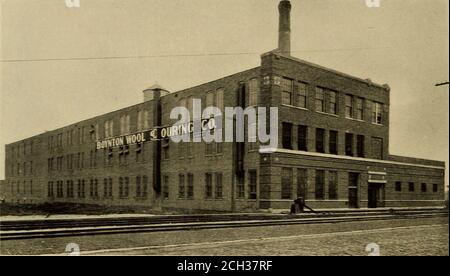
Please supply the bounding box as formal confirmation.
[2,1,446,211]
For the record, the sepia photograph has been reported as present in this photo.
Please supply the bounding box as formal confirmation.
[0,0,448,261]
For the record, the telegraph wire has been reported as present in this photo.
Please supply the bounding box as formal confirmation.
[0,47,390,63]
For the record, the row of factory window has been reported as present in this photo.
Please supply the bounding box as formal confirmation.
[9,161,34,177]
[9,180,33,195]
[46,145,148,173]
[171,170,258,200]
[47,176,149,199]
[280,170,439,201]
[280,77,384,125]
[9,140,35,159]
[281,168,339,200]
[282,123,384,159]
[395,182,439,193]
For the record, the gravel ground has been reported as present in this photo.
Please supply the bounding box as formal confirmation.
[1,217,448,256]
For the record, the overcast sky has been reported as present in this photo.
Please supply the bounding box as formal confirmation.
[1,0,449,185]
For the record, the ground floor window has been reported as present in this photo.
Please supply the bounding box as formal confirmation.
[281,168,292,199]
[315,170,325,200]
[297,168,307,199]
[328,171,338,200]
[205,173,213,199]
[178,174,185,199]
[237,175,245,199]
[248,170,257,200]
[163,175,169,199]
[48,181,54,198]
[215,173,223,199]
[187,174,194,199]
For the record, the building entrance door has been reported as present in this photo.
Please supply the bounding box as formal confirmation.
[368,183,385,208]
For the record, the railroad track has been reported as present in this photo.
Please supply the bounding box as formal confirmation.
[1,209,448,241]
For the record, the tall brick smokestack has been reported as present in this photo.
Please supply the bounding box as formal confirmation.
[278,0,291,55]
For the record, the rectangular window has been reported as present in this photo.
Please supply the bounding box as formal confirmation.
[328,91,337,115]
[206,92,215,107]
[136,176,141,197]
[372,102,383,125]
[345,133,354,156]
[329,171,338,200]
[216,88,224,112]
[66,180,72,198]
[409,182,415,192]
[103,178,109,198]
[315,87,324,112]
[108,178,113,198]
[297,82,307,108]
[298,125,308,151]
[282,122,293,149]
[205,173,213,199]
[281,168,292,200]
[237,176,245,199]
[356,135,365,158]
[249,78,259,106]
[281,78,293,105]
[215,173,223,199]
[395,182,402,192]
[248,170,257,200]
[371,137,383,160]
[187,174,194,199]
[137,110,144,131]
[142,176,148,198]
[48,181,54,198]
[345,95,354,118]
[178,174,185,199]
[163,175,169,199]
[315,170,325,200]
[124,177,129,197]
[433,184,438,193]
[356,98,364,120]
[297,168,308,199]
[329,130,338,155]
[421,183,427,193]
[315,128,325,153]
[205,142,214,155]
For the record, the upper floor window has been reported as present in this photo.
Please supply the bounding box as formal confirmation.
[315,87,324,112]
[104,120,114,138]
[345,133,354,156]
[297,82,307,108]
[206,92,215,107]
[372,102,383,125]
[371,137,383,160]
[137,110,149,131]
[356,98,364,120]
[433,184,438,193]
[421,183,427,193]
[249,79,259,106]
[281,78,293,105]
[328,91,338,115]
[345,95,354,118]
[282,122,293,150]
[298,125,308,151]
[329,130,338,155]
[315,128,325,153]
[356,135,365,158]
[216,88,224,112]
[120,115,130,135]
[395,181,402,192]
